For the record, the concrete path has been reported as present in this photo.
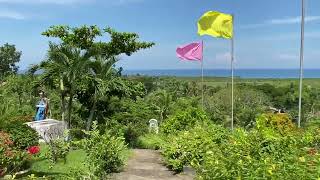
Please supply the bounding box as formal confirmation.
[111,149,194,180]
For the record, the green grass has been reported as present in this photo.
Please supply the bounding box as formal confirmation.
[136,134,164,150]
[27,144,88,179]
[174,76,320,88]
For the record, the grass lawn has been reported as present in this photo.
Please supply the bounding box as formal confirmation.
[174,76,320,88]
[26,144,88,179]
[17,143,133,179]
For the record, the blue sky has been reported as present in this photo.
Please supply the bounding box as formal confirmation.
[0,0,319,70]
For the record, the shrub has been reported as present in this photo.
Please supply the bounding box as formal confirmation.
[161,113,320,179]
[256,113,296,135]
[136,133,164,150]
[105,98,153,147]
[82,122,127,178]
[161,107,209,135]
[69,128,86,141]
[46,138,70,164]
[162,124,228,172]
[197,128,320,179]
[2,121,39,150]
[0,131,30,177]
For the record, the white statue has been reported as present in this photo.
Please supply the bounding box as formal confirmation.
[149,119,159,134]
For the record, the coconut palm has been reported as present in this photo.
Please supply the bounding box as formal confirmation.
[84,55,118,130]
[34,43,93,128]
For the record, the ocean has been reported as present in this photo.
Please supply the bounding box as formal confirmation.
[123,69,320,79]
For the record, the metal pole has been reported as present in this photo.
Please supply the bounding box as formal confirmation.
[231,15,234,131]
[201,40,204,110]
[298,0,305,128]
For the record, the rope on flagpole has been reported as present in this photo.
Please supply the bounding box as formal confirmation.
[231,15,235,131]
[298,0,305,128]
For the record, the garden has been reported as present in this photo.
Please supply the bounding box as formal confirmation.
[1,24,320,179]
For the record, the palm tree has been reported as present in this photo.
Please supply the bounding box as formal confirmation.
[148,90,173,121]
[34,43,93,128]
[85,55,118,130]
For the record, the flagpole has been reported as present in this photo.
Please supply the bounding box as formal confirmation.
[298,0,305,128]
[201,40,204,110]
[231,14,235,131]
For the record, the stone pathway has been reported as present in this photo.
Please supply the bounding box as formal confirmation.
[111,149,194,180]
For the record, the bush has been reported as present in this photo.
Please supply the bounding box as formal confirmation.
[256,113,296,135]
[0,131,30,177]
[136,134,164,150]
[69,128,86,141]
[2,121,39,150]
[161,113,320,179]
[161,107,209,135]
[162,124,228,172]
[82,122,127,178]
[197,128,320,179]
[105,98,153,147]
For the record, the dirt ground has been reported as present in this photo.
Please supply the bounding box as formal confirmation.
[111,149,194,180]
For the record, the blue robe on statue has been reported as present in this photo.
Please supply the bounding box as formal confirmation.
[35,99,46,121]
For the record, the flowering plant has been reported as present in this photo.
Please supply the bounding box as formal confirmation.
[27,146,40,155]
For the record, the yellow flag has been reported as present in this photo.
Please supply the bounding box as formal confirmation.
[197,11,233,39]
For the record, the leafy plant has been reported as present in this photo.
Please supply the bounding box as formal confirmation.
[0,131,30,177]
[44,131,70,164]
[2,121,39,150]
[161,107,209,135]
[136,134,164,150]
[82,122,127,178]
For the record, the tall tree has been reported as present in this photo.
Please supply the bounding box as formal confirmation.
[34,43,93,128]
[0,43,21,79]
[33,25,154,127]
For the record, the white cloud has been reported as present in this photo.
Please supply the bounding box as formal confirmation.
[0,10,25,20]
[0,0,143,5]
[0,0,92,5]
[241,16,320,29]
[113,0,143,5]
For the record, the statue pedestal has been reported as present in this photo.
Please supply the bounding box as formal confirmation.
[25,119,66,142]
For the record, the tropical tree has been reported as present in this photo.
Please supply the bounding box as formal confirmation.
[147,90,174,121]
[0,43,21,80]
[32,25,154,128]
[33,43,93,128]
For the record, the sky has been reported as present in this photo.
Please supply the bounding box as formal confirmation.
[0,0,320,70]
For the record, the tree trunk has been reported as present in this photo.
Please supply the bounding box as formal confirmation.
[86,100,96,131]
[86,88,97,130]
[61,94,66,122]
[67,92,73,129]
[60,78,66,122]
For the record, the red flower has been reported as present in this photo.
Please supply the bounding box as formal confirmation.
[27,146,40,155]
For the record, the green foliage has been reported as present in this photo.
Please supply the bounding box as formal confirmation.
[42,25,102,50]
[82,122,127,178]
[45,138,70,164]
[256,113,296,135]
[36,25,155,129]
[161,113,320,179]
[2,121,39,150]
[205,87,270,128]
[136,134,164,150]
[162,124,228,172]
[105,98,155,147]
[0,43,21,79]
[30,144,89,179]
[161,107,209,135]
[0,131,30,177]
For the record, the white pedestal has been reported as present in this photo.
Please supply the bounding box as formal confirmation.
[25,119,66,142]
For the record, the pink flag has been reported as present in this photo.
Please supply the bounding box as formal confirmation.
[176,42,203,61]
